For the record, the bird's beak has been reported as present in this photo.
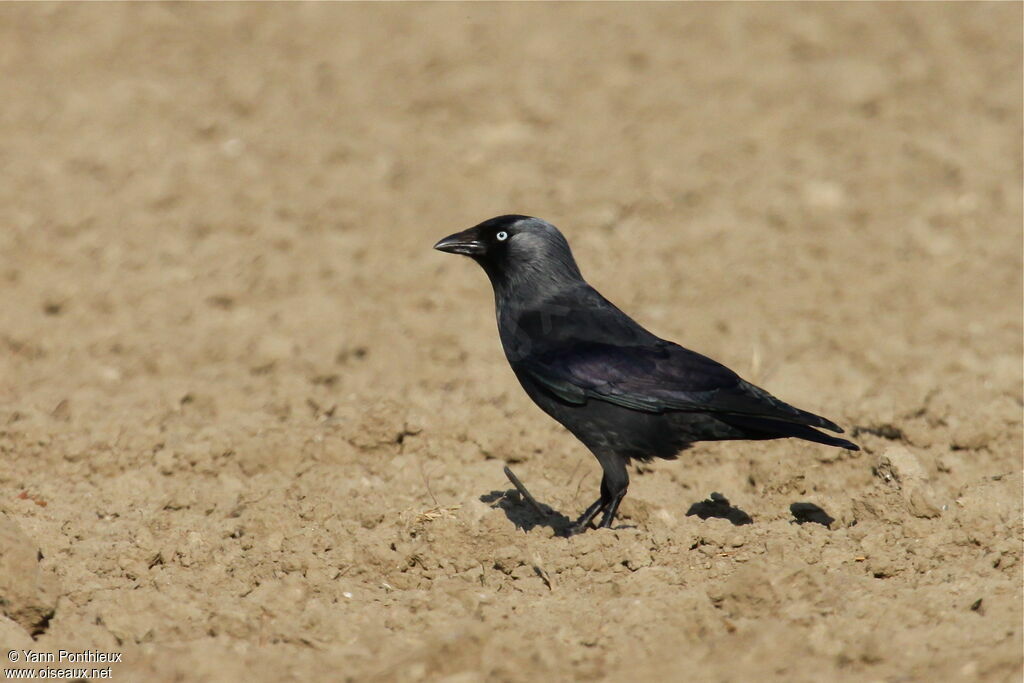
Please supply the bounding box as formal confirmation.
[434,228,486,256]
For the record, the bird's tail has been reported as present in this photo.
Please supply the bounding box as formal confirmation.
[718,414,860,451]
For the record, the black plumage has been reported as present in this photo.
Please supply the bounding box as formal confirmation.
[435,215,858,534]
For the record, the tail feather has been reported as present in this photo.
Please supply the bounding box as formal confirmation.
[791,408,844,434]
[720,414,860,451]
[737,381,845,434]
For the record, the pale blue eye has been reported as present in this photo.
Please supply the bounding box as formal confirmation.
[496,231,509,241]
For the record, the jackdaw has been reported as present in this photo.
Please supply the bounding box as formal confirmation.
[434,215,858,534]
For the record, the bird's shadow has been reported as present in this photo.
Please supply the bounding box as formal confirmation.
[480,488,575,535]
[789,502,836,528]
[685,494,836,529]
[481,476,836,534]
[685,492,754,526]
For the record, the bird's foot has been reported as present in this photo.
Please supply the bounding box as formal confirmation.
[565,497,608,536]
[565,519,595,536]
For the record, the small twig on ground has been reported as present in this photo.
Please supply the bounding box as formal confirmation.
[503,466,549,519]
[532,553,554,591]
[418,458,439,506]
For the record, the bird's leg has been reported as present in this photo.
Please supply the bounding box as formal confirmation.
[568,458,630,534]
[595,455,629,529]
[598,489,627,528]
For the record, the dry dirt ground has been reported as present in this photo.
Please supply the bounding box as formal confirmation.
[1,4,1021,682]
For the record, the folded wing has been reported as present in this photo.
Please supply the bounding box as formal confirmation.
[520,340,845,434]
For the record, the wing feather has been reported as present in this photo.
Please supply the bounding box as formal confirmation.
[518,341,843,432]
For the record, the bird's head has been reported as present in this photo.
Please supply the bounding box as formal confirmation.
[434,215,583,292]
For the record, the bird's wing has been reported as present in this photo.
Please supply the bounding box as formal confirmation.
[519,340,843,432]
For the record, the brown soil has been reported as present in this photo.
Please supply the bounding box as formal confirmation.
[1,4,1021,682]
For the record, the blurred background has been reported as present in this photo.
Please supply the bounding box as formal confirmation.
[0,4,1020,681]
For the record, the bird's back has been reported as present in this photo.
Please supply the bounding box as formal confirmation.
[497,282,656,358]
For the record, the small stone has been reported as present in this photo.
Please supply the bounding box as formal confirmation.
[877,445,928,485]
[877,446,942,518]
[0,514,60,634]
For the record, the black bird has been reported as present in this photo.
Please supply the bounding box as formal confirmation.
[434,215,858,534]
